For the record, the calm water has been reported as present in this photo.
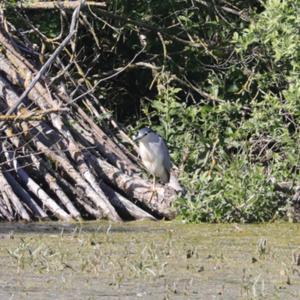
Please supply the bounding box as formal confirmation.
[0,221,300,299]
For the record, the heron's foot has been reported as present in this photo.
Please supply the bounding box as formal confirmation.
[148,187,158,203]
[147,177,157,202]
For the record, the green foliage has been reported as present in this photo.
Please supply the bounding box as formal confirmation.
[7,0,299,222]
[133,0,300,222]
[235,0,300,63]
[177,161,279,223]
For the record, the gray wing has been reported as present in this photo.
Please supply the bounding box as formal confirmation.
[148,133,171,171]
[147,132,172,182]
[158,136,172,172]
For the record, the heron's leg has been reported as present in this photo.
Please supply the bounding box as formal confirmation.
[149,176,157,202]
[152,176,156,191]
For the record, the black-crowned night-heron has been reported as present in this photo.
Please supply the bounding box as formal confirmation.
[133,127,182,192]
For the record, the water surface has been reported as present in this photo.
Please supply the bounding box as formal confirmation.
[0,221,300,299]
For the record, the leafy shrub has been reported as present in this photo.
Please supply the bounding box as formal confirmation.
[7,0,299,222]
[135,0,300,222]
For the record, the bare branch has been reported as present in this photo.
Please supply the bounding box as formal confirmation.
[0,0,84,130]
[13,1,106,10]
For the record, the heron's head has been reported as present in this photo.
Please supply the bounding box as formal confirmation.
[133,127,152,142]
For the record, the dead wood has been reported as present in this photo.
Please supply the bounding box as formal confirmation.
[0,169,31,221]
[13,1,106,10]
[4,171,48,220]
[0,1,180,222]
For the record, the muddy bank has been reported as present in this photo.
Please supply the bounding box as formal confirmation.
[0,221,300,299]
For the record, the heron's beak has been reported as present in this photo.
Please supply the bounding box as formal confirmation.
[132,134,139,142]
[133,131,147,142]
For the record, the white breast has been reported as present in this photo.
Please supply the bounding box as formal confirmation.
[139,142,160,175]
[138,132,171,182]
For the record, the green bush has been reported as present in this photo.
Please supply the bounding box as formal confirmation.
[134,0,300,222]
[7,0,299,222]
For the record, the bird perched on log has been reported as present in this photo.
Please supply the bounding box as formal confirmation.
[133,127,182,192]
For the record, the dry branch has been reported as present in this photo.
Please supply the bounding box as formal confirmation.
[0,169,31,221]
[30,154,81,220]
[3,146,72,221]
[4,171,48,220]
[0,0,180,222]
[0,192,15,221]
[14,1,106,10]
[0,108,68,121]
[0,0,83,130]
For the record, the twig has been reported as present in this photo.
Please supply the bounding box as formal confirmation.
[90,8,209,49]
[67,45,146,105]
[13,1,105,10]
[0,0,84,131]
[173,75,225,103]
[0,107,68,121]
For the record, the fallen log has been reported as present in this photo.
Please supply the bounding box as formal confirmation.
[0,1,179,222]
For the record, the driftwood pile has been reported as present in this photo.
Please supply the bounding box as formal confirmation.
[0,1,178,222]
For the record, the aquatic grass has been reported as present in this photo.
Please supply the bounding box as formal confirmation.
[7,237,67,273]
[1,222,300,299]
